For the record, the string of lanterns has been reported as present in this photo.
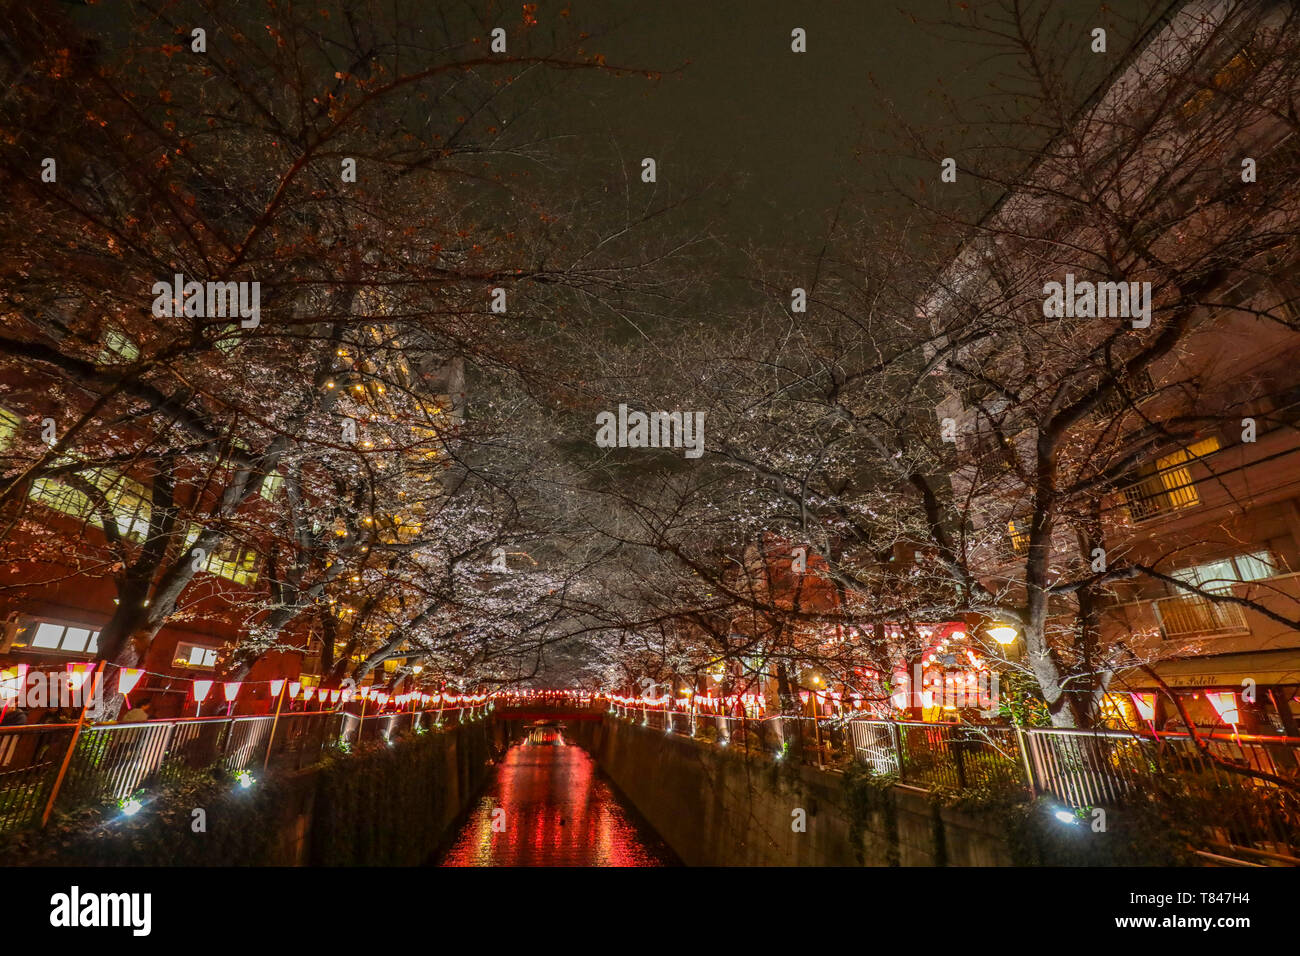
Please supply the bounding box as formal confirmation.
[0,658,488,715]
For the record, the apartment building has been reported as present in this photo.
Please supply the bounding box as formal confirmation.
[0,314,463,718]
[1102,307,1300,735]
[928,0,1300,733]
[0,352,303,718]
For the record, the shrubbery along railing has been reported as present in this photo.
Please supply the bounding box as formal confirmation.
[609,702,1300,859]
[0,703,489,833]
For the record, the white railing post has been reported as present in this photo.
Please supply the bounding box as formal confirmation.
[1015,725,1037,794]
[889,722,905,782]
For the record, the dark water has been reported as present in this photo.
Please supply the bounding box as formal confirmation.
[439,726,679,866]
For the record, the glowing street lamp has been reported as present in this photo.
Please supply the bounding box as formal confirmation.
[1,664,29,704]
[987,623,1019,646]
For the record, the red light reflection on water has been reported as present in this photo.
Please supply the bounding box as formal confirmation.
[439,727,677,866]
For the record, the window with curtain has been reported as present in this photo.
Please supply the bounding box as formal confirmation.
[1168,549,1278,594]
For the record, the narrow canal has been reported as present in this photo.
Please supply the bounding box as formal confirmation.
[438,724,679,866]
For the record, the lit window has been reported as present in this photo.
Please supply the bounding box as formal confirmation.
[173,642,219,669]
[93,471,151,540]
[205,546,258,585]
[29,469,151,541]
[1007,519,1030,555]
[1180,49,1255,119]
[1097,693,1130,725]
[29,477,94,520]
[0,406,20,451]
[99,328,140,364]
[258,471,283,499]
[24,621,100,654]
[183,525,258,585]
[215,324,243,355]
[1122,436,1220,520]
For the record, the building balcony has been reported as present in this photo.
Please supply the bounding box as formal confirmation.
[1152,592,1250,639]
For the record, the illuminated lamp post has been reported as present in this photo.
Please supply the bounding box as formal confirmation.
[0,663,28,723]
[222,681,241,716]
[809,674,825,766]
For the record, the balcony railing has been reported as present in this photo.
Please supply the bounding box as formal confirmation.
[1122,471,1199,520]
[1153,591,1250,637]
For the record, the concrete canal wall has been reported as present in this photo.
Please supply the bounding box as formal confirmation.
[12,720,503,866]
[570,717,1014,866]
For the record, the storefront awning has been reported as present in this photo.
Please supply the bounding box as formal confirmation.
[1119,648,1300,689]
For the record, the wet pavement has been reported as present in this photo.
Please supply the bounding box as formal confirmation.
[438,725,679,866]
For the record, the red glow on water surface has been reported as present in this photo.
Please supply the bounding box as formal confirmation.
[439,727,677,867]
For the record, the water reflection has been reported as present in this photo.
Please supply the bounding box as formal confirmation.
[439,725,678,867]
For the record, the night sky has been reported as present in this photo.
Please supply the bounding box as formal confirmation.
[552,0,1149,260]
[64,0,1157,281]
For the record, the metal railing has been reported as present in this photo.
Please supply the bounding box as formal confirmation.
[854,720,1027,792]
[1023,726,1300,858]
[1153,591,1250,637]
[0,704,486,833]
[610,704,852,767]
[610,706,1300,858]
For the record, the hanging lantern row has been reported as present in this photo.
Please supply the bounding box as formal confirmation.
[43,664,497,715]
[494,689,601,702]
